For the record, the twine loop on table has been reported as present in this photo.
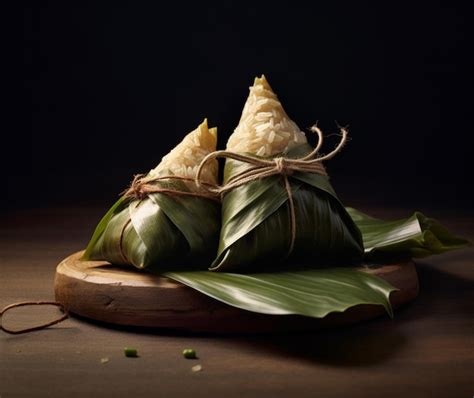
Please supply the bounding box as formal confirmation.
[195,125,349,255]
[0,301,68,335]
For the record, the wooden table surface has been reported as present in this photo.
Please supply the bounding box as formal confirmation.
[1,205,473,398]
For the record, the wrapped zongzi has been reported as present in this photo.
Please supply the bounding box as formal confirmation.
[83,119,220,270]
[201,76,364,271]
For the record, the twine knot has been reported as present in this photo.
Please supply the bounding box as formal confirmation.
[274,157,293,176]
[126,174,148,200]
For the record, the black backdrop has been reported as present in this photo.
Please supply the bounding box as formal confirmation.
[17,2,473,212]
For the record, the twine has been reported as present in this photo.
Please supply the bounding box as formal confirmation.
[123,175,220,202]
[195,125,348,255]
[0,301,68,335]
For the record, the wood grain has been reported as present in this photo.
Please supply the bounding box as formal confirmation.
[54,251,419,333]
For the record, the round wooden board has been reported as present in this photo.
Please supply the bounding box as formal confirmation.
[54,251,419,333]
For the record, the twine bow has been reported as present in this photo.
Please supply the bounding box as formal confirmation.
[195,125,348,255]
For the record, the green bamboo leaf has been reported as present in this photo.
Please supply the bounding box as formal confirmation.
[127,197,187,268]
[218,144,313,247]
[346,207,470,259]
[164,268,397,318]
[212,144,363,271]
[83,176,218,269]
[83,185,220,270]
[216,174,300,257]
[150,179,220,256]
[292,171,338,198]
[89,199,135,264]
[82,196,126,260]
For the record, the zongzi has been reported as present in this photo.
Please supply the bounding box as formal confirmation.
[83,119,221,270]
[207,75,364,271]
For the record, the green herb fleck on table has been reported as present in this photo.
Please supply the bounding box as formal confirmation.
[182,348,197,359]
[124,347,138,357]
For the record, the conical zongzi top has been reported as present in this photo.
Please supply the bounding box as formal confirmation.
[151,118,218,184]
[227,75,307,157]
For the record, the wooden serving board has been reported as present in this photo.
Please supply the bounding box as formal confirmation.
[54,251,419,333]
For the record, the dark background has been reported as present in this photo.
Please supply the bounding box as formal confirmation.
[17,2,473,213]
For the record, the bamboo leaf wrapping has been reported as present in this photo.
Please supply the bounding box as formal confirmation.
[82,179,220,270]
[211,144,364,271]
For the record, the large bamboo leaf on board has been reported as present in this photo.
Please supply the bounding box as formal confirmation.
[165,268,397,318]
